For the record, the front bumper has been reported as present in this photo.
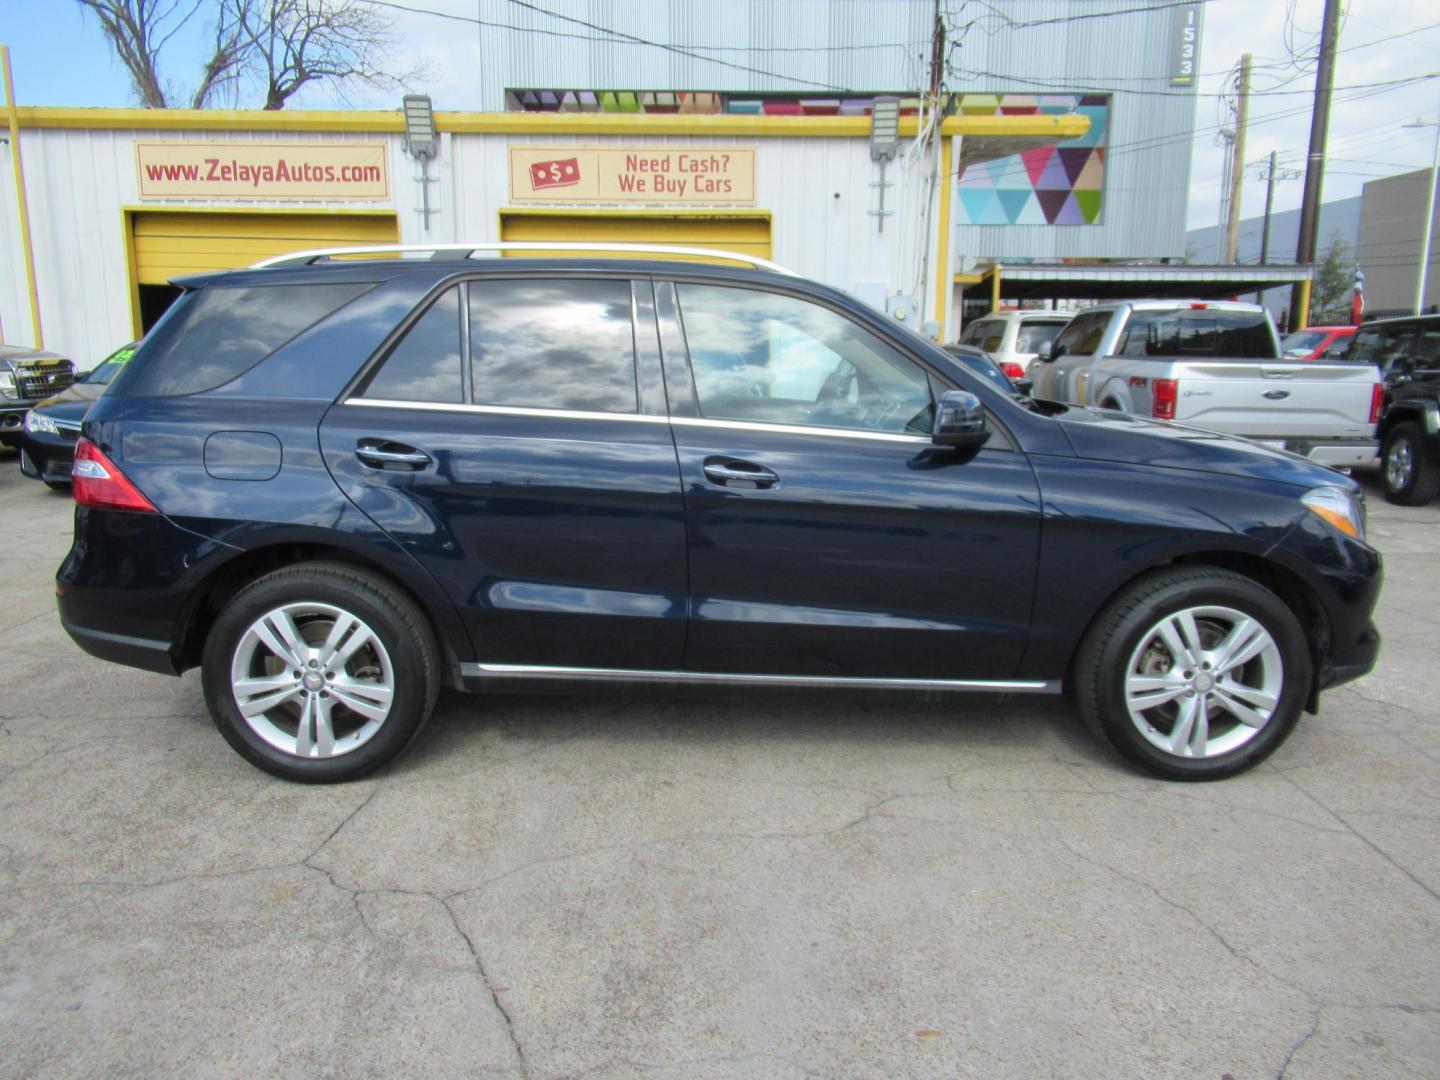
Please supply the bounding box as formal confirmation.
[16,426,79,483]
[1258,438,1379,471]
[0,405,28,443]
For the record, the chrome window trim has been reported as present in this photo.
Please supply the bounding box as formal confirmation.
[461,662,1059,694]
[343,398,934,445]
[671,416,932,445]
[344,398,668,424]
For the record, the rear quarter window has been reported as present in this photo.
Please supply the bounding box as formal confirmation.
[113,282,371,396]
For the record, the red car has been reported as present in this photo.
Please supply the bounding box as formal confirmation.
[1281,325,1356,360]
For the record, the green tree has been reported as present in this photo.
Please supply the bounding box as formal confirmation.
[1312,236,1354,314]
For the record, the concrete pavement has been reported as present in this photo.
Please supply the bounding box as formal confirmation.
[1,455,1437,1078]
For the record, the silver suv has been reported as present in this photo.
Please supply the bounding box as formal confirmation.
[956,310,1073,379]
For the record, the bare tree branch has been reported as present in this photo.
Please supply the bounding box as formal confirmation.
[76,0,428,110]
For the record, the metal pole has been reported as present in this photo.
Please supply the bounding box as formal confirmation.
[1414,118,1440,315]
[1290,0,1343,332]
[1,44,43,349]
[1225,53,1252,265]
[1259,151,1277,265]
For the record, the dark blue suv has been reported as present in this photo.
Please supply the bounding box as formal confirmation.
[57,250,1382,783]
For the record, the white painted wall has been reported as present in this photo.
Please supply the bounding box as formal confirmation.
[0,125,944,364]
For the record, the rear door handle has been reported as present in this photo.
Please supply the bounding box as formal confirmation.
[356,440,432,469]
[703,458,780,489]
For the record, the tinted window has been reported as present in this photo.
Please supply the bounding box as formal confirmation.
[1348,326,1388,364]
[83,344,137,385]
[115,283,369,396]
[678,284,934,435]
[1014,320,1069,354]
[468,279,637,413]
[1052,311,1109,357]
[1412,327,1440,365]
[943,347,1013,391]
[961,319,1003,351]
[1115,310,1274,358]
[362,287,463,402]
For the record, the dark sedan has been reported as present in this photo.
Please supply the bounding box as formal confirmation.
[17,344,136,488]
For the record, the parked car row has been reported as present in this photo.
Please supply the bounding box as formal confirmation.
[0,345,78,447]
[956,304,1440,506]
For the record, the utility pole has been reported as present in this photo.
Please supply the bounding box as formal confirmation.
[1290,0,1343,331]
[1259,151,1279,266]
[1225,53,1252,265]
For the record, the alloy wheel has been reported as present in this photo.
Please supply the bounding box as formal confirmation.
[1386,438,1414,492]
[1123,605,1283,760]
[230,601,395,759]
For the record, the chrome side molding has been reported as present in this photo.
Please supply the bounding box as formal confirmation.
[460,662,1060,694]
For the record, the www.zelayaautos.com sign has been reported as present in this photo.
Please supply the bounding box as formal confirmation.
[135,142,390,200]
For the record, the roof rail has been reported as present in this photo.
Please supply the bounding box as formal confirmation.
[250,241,796,276]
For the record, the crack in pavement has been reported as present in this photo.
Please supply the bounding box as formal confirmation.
[1267,762,1440,907]
[1275,1007,1321,1079]
[439,895,530,1079]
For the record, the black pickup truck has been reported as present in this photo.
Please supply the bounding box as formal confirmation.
[1351,315,1440,505]
[0,345,77,447]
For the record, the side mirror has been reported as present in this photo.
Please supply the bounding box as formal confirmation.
[932,390,989,448]
[1037,340,1055,361]
[1324,348,1345,360]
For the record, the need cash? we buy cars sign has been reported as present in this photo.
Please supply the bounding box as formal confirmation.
[136,142,390,200]
[508,146,755,204]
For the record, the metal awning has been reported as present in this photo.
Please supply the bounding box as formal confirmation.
[966,263,1315,302]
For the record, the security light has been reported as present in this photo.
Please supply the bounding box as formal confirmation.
[870,96,900,161]
[403,94,437,160]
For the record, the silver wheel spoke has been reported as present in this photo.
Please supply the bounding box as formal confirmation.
[236,679,302,717]
[331,623,377,671]
[1126,673,1187,710]
[294,693,317,757]
[316,612,358,669]
[328,679,391,723]
[312,696,336,757]
[1218,680,1277,711]
[1211,689,1270,729]
[1169,696,1201,756]
[255,610,309,668]
[1215,618,1272,674]
[1157,617,1199,669]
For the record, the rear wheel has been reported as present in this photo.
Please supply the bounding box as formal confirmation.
[201,562,439,782]
[1074,568,1311,780]
[1381,422,1440,506]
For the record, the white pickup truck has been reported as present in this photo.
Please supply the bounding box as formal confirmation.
[1027,299,1382,469]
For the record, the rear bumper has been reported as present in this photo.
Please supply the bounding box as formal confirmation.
[1256,438,1378,470]
[59,619,179,675]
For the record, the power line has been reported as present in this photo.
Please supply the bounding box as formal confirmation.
[501,0,851,91]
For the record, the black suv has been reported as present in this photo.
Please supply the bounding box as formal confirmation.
[1350,314,1440,504]
[58,248,1381,783]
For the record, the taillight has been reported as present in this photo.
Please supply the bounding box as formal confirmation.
[1000,361,1025,380]
[1152,378,1178,420]
[72,438,157,513]
[1369,381,1385,425]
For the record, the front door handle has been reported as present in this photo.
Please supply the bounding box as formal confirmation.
[356,439,432,469]
[703,458,780,489]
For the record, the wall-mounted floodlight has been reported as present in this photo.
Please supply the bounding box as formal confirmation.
[403,94,437,160]
[870,96,900,162]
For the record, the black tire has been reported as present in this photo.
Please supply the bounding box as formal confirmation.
[1381,422,1440,506]
[201,561,440,783]
[1073,567,1312,781]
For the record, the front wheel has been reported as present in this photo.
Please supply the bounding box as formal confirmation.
[1381,422,1440,506]
[201,562,439,782]
[1073,568,1312,781]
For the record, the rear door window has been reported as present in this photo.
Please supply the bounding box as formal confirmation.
[115,282,371,396]
[468,279,638,413]
[960,319,1004,352]
[361,287,463,403]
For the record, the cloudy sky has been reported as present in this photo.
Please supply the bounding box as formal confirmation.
[2,0,1437,233]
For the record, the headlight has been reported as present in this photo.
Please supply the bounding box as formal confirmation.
[1302,486,1366,542]
[24,410,58,435]
[0,372,15,400]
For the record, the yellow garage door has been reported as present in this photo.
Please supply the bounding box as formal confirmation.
[499,212,771,265]
[131,212,400,284]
